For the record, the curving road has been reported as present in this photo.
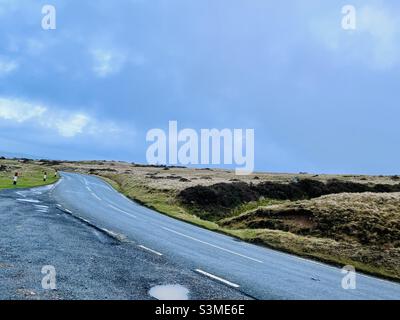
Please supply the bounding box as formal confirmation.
[49,172,400,300]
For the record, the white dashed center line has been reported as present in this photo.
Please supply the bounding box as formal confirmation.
[195,269,240,288]
[91,192,102,201]
[107,204,137,218]
[162,227,263,264]
[138,245,163,256]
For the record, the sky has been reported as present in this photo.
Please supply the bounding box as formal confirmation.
[0,0,399,174]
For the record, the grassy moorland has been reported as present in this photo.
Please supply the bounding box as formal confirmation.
[0,158,58,190]
[221,193,400,280]
[54,161,400,281]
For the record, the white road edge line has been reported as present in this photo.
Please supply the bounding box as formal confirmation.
[107,204,137,218]
[80,217,91,224]
[100,228,121,238]
[138,245,163,256]
[195,269,240,288]
[55,204,72,214]
[162,227,263,264]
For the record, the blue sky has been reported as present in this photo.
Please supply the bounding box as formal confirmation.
[0,0,399,174]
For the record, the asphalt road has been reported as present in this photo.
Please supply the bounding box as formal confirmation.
[47,172,400,300]
[2,172,400,300]
[0,181,248,300]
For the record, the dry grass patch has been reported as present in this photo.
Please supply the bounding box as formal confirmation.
[221,192,400,245]
[222,193,400,279]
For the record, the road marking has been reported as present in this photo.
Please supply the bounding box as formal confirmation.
[162,227,263,264]
[34,205,49,209]
[100,228,121,239]
[91,192,102,201]
[35,204,49,213]
[107,204,137,218]
[36,210,49,213]
[195,269,240,288]
[16,192,26,197]
[138,245,163,256]
[17,199,40,203]
[56,204,72,214]
[50,178,63,190]
[79,217,91,224]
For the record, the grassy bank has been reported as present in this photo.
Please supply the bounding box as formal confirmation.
[0,159,59,190]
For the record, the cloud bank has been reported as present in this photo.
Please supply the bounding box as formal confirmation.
[0,97,120,138]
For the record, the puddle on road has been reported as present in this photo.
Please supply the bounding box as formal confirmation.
[149,284,189,300]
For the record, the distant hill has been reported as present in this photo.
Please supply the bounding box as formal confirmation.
[0,151,45,160]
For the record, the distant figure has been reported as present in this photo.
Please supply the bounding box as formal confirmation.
[43,172,47,182]
[13,172,18,185]
[54,170,58,178]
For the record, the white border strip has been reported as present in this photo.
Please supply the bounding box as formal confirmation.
[196,269,240,288]
[108,204,137,218]
[138,245,163,256]
[91,192,102,201]
[162,227,263,263]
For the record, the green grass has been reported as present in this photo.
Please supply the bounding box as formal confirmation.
[0,160,59,190]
